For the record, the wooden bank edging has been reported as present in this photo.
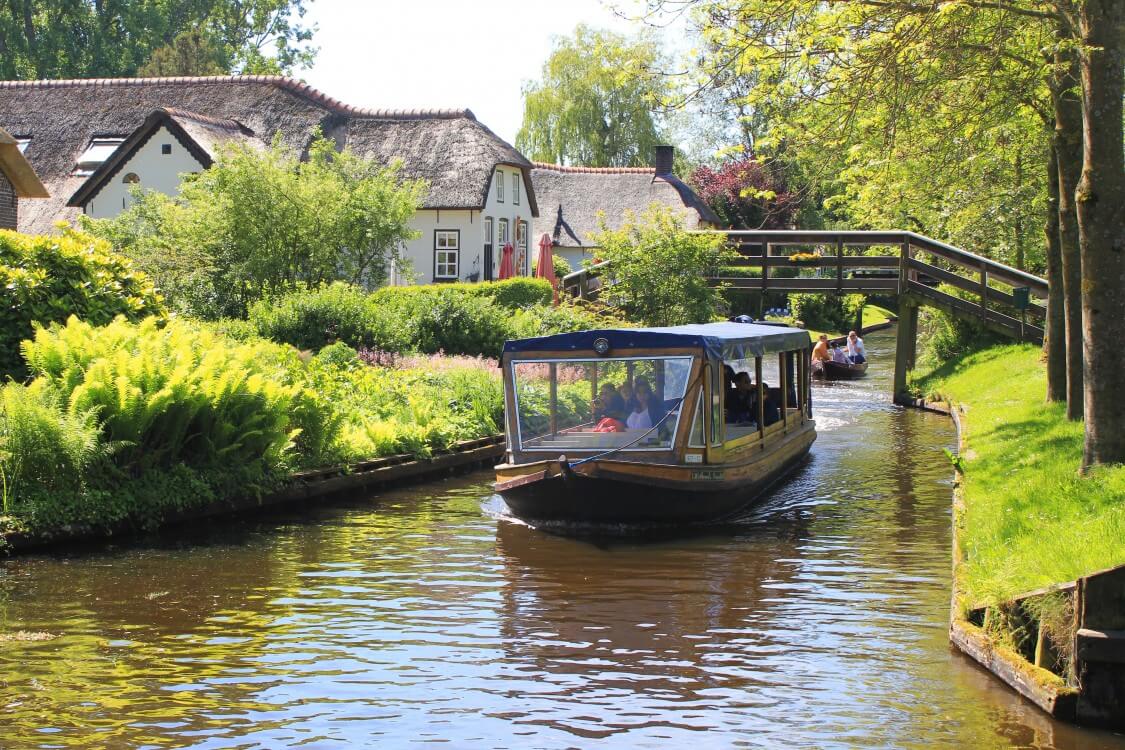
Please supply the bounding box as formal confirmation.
[1,434,506,555]
[942,405,1080,719]
[897,396,1125,726]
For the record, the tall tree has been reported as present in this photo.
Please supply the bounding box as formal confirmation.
[1074,0,1125,467]
[1049,41,1085,418]
[138,30,227,77]
[0,0,316,80]
[1043,142,1066,403]
[516,25,668,167]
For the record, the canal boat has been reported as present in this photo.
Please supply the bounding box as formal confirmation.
[494,323,816,525]
[817,359,868,380]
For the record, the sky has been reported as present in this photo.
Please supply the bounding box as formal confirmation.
[298,0,673,146]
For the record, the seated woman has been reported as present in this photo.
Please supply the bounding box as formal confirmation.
[760,381,781,426]
[626,377,667,431]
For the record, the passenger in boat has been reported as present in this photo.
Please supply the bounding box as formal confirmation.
[831,344,848,364]
[618,381,638,414]
[727,372,758,425]
[760,381,781,426]
[811,334,831,363]
[626,377,667,430]
[592,384,627,422]
[846,331,866,364]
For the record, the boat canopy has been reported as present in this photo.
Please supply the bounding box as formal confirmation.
[503,322,811,361]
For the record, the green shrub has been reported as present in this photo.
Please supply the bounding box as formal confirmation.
[917,285,1003,365]
[249,283,380,352]
[0,228,164,378]
[371,277,552,310]
[21,316,321,474]
[789,293,865,333]
[395,292,511,358]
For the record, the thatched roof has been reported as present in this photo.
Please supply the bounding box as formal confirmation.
[0,75,535,233]
[0,126,47,197]
[529,162,720,249]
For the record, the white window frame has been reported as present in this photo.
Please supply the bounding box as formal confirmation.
[498,218,510,246]
[483,217,494,279]
[434,230,460,281]
[517,220,529,275]
[496,169,505,202]
[512,172,520,205]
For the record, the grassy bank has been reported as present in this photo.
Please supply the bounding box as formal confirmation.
[911,345,1125,605]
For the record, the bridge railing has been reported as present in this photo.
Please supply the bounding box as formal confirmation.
[559,230,1047,343]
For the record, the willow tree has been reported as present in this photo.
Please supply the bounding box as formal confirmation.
[516,25,668,167]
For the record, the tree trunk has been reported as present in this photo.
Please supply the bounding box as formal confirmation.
[1052,47,1085,420]
[1044,143,1066,403]
[1077,0,1125,468]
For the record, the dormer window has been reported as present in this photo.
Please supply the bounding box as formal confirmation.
[496,170,504,202]
[74,136,126,176]
[14,136,30,154]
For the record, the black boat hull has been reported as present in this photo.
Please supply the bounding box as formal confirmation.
[498,444,812,526]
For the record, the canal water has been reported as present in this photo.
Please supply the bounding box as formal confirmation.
[2,330,1123,749]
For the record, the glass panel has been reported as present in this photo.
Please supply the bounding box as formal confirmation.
[688,389,705,447]
[513,356,694,451]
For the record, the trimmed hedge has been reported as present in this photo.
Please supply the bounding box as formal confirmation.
[370,277,552,309]
[251,279,613,359]
[0,229,165,377]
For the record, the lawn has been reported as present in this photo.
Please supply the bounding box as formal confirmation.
[912,345,1125,606]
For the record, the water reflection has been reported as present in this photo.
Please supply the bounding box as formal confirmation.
[0,331,1123,748]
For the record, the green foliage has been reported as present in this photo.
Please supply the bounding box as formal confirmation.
[552,254,573,280]
[789,293,865,334]
[136,30,227,76]
[0,0,316,79]
[370,277,553,310]
[516,24,668,167]
[249,283,392,352]
[591,206,736,325]
[0,229,165,378]
[21,316,322,474]
[682,0,1052,272]
[252,279,606,359]
[912,345,1125,603]
[83,134,426,319]
[0,316,513,536]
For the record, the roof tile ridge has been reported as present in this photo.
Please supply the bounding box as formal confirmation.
[532,161,655,174]
[0,75,476,120]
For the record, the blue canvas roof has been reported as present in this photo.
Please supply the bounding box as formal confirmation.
[503,322,811,361]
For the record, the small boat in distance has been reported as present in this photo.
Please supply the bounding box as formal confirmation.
[815,359,869,380]
[494,323,816,526]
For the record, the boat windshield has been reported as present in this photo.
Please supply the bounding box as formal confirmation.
[512,356,694,452]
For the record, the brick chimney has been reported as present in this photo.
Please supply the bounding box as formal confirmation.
[653,145,674,175]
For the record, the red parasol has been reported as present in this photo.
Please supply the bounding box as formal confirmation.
[534,232,559,304]
[497,242,515,280]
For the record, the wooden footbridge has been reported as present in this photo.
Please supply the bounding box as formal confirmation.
[561,230,1049,396]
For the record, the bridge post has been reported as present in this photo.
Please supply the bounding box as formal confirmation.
[893,299,919,401]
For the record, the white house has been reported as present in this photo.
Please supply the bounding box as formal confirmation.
[0,75,539,285]
[530,145,721,273]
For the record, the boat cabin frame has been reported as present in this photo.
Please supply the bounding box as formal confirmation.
[500,323,814,468]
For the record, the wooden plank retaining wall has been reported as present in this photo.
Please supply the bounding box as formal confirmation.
[922,400,1124,728]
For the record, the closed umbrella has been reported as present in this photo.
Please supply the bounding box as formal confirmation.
[497,242,515,280]
[535,232,559,304]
